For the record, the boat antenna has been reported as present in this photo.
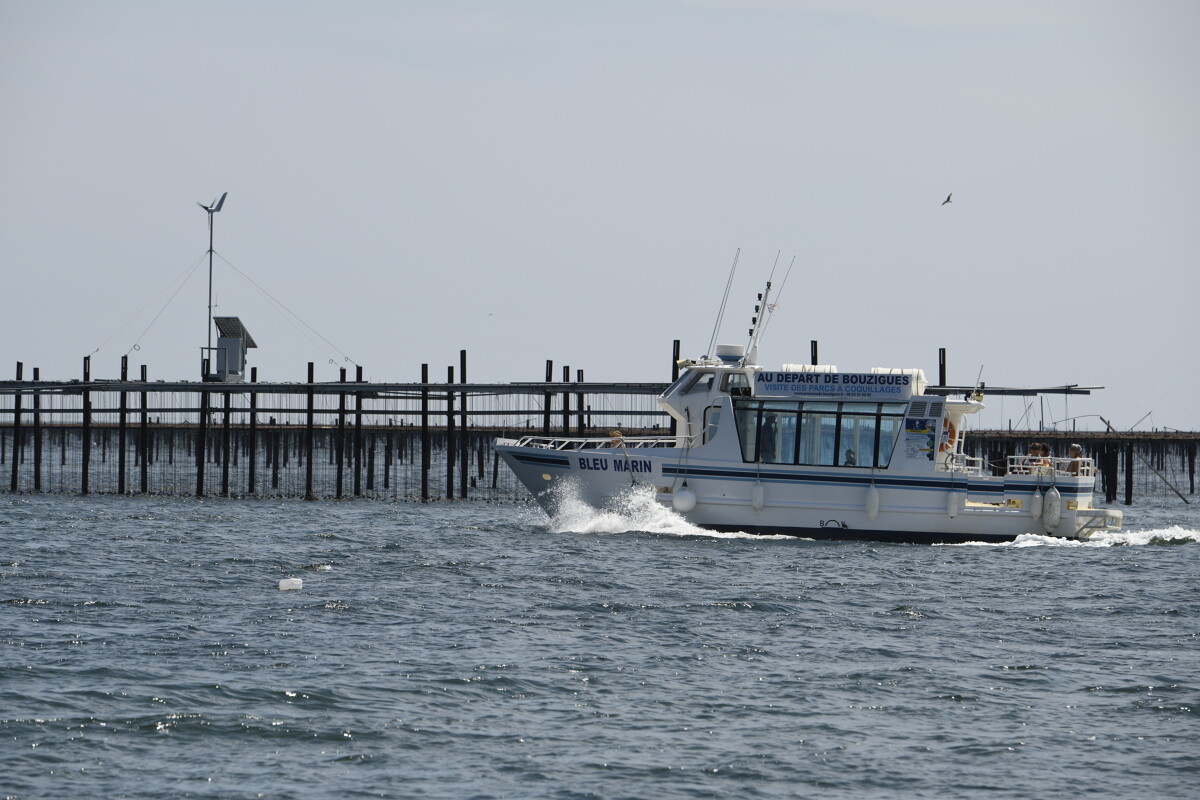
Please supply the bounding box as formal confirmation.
[197,192,228,362]
[754,253,796,343]
[743,251,787,364]
[706,248,740,359]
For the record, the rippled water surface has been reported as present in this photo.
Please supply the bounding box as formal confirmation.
[2,490,1198,799]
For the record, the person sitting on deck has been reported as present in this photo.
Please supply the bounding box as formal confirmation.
[1020,442,1052,474]
[1067,443,1086,475]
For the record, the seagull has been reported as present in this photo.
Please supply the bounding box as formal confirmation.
[942,193,953,206]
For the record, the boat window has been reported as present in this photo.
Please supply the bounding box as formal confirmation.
[759,402,796,464]
[703,406,721,444]
[877,414,902,468]
[735,400,760,462]
[723,372,751,396]
[734,398,909,468]
[683,371,716,394]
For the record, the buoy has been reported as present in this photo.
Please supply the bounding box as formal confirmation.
[1029,488,1044,520]
[673,486,697,513]
[945,490,958,518]
[865,484,880,520]
[278,578,303,591]
[1042,486,1062,534]
[751,481,765,512]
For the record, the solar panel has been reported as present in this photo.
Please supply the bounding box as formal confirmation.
[213,316,257,348]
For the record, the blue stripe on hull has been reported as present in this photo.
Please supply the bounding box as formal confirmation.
[703,523,1020,545]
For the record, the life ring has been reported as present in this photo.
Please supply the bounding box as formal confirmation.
[939,419,957,452]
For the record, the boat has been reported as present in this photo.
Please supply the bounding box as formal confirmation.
[494,279,1123,544]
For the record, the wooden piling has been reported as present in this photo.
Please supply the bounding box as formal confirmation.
[221,390,232,496]
[543,359,552,436]
[562,365,571,436]
[354,365,364,497]
[1124,441,1134,506]
[421,363,430,502]
[305,362,316,501]
[196,387,209,498]
[247,367,257,495]
[33,367,42,493]
[670,340,680,436]
[118,356,128,494]
[446,365,455,501]
[1189,440,1196,495]
[336,368,346,499]
[81,356,91,496]
[9,362,21,493]
[139,365,149,494]
[459,350,468,499]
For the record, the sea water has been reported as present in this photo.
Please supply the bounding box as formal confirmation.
[2,489,1197,799]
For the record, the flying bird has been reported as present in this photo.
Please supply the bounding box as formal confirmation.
[942,193,953,205]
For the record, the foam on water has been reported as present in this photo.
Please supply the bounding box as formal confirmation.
[541,481,781,540]
[949,524,1200,548]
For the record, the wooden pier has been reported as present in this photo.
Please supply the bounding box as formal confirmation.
[1,355,671,502]
[3,355,1196,505]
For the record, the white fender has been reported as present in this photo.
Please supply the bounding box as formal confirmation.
[946,490,958,518]
[673,486,697,513]
[865,484,880,520]
[751,481,765,512]
[1029,488,1044,520]
[1042,486,1062,533]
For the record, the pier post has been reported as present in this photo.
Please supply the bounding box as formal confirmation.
[421,363,430,502]
[247,367,257,496]
[9,362,22,493]
[670,340,680,436]
[196,388,208,498]
[543,360,552,436]
[1124,441,1134,506]
[1188,440,1196,495]
[33,367,42,493]
[336,368,346,499]
[81,356,91,495]
[459,350,468,499]
[562,365,571,436]
[576,368,586,435]
[270,416,280,490]
[446,365,455,501]
[354,365,364,497]
[305,362,315,501]
[118,356,128,494]
[140,365,149,494]
[221,390,232,496]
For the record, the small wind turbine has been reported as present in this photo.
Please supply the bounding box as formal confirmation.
[197,192,228,365]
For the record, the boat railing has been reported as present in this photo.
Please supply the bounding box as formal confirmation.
[507,434,679,451]
[1005,455,1095,477]
[943,452,986,474]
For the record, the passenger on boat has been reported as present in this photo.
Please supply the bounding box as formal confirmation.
[844,449,857,467]
[609,430,625,449]
[760,415,778,462]
[1021,442,1052,474]
[1067,443,1086,475]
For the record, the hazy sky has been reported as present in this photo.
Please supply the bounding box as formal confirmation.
[2,0,1197,431]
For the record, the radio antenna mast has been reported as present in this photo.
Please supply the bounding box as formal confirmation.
[197,192,228,358]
